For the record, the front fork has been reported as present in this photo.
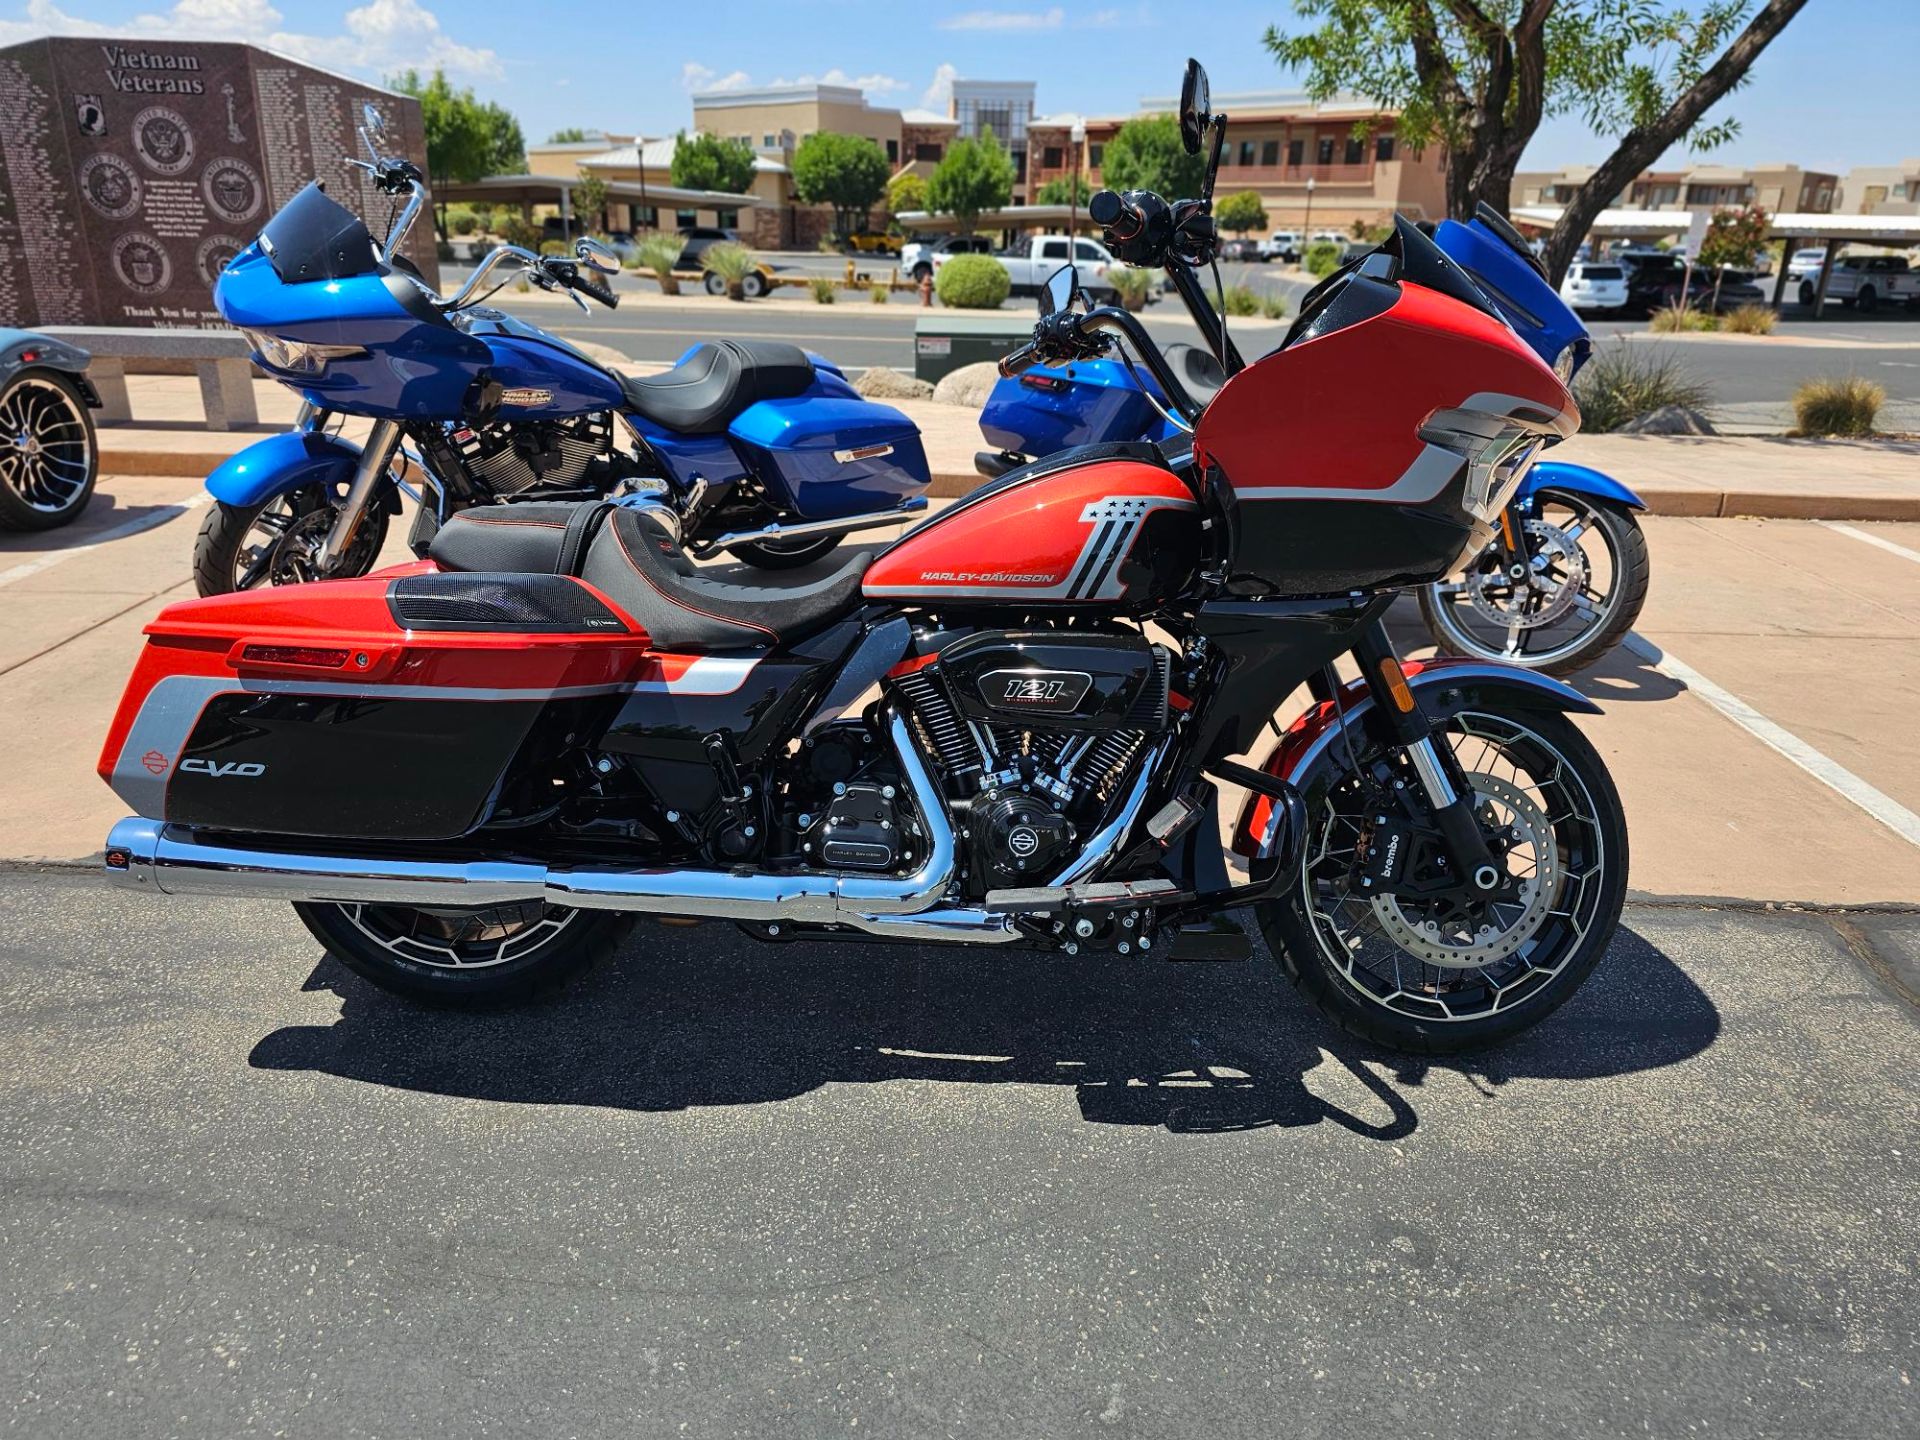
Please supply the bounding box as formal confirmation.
[315,418,403,572]
[1333,619,1503,895]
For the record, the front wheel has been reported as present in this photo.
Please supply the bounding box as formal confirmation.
[1260,708,1628,1054]
[728,532,842,569]
[741,271,768,299]
[1418,494,1649,676]
[193,486,390,596]
[295,901,632,1004]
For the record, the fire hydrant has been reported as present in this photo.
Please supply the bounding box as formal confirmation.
[919,273,933,307]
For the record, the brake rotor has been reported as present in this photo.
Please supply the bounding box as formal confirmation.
[1369,772,1561,969]
[1466,518,1589,630]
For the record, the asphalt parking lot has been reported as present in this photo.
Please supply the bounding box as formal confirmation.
[2,467,1917,1436]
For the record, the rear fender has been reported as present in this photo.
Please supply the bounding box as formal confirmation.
[1516,460,1647,513]
[205,429,368,507]
[1232,660,1601,861]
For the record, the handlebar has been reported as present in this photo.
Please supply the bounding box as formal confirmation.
[1001,304,1207,425]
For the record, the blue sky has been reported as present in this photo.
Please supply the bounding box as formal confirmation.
[2,0,1913,175]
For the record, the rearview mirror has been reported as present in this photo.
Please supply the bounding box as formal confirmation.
[1041,264,1078,317]
[1178,58,1211,156]
[575,237,620,275]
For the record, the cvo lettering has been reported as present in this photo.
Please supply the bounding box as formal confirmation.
[180,758,266,778]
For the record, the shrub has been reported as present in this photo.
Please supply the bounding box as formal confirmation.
[451,212,477,237]
[1573,342,1712,433]
[1649,303,1718,333]
[935,253,1010,309]
[700,241,758,300]
[1260,293,1290,321]
[1304,241,1343,277]
[1217,284,1262,317]
[1724,303,1778,335]
[496,216,539,249]
[1108,267,1153,313]
[870,281,889,304]
[435,240,455,262]
[1792,375,1883,437]
[637,233,682,295]
[808,276,837,304]
[538,239,570,257]
[817,234,842,254]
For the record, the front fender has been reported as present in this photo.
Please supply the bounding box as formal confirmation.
[1232,660,1601,860]
[1517,460,1647,512]
[205,430,364,507]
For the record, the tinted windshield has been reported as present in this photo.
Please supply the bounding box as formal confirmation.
[259,181,379,283]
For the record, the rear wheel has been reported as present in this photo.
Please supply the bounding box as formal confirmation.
[1857,285,1878,313]
[1799,281,1816,306]
[295,900,632,1004]
[0,371,97,531]
[193,486,390,596]
[741,271,768,299]
[1260,708,1627,1054]
[729,533,842,569]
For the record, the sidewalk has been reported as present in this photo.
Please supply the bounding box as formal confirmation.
[94,374,1920,521]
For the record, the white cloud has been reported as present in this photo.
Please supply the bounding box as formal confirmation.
[772,68,908,95]
[0,0,500,78]
[681,61,753,94]
[1078,3,1151,27]
[682,62,908,100]
[938,6,1064,31]
[920,62,959,111]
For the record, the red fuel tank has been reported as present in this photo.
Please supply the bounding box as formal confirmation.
[862,456,1201,608]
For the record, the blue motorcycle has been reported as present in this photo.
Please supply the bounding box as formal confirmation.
[974,204,1650,677]
[194,108,929,594]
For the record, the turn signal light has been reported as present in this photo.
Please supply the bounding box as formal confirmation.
[238,644,353,669]
[1378,655,1417,713]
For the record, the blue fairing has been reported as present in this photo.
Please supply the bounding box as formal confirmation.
[980,357,1182,455]
[1431,218,1588,372]
[1517,461,1647,512]
[205,428,371,507]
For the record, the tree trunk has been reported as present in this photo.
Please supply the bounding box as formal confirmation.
[1543,0,1811,285]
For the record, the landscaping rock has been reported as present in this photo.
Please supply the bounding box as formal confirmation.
[1620,405,1718,436]
[932,361,1002,408]
[854,366,935,401]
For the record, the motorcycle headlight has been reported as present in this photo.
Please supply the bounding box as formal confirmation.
[1552,339,1588,385]
[241,329,366,376]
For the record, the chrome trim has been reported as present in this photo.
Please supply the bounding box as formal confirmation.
[316,419,402,571]
[1047,738,1168,888]
[1407,735,1458,808]
[699,498,928,555]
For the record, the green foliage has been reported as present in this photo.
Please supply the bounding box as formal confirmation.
[887,171,928,216]
[637,233,683,294]
[871,282,890,304]
[388,69,524,235]
[1698,203,1770,271]
[538,239,570,257]
[670,131,758,194]
[1100,115,1205,200]
[1108,266,1154,311]
[1036,173,1093,207]
[571,173,609,229]
[808,276,838,304]
[1723,302,1777,335]
[470,202,494,231]
[1649,303,1718,333]
[548,127,588,143]
[1573,342,1712,433]
[793,132,892,236]
[450,211,477,236]
[1216,190,1269,236]
[700,241,757,280]
[934,253,1011,309]
[1261,293,1290,320]
[926,135,1016,237]
[1303,241,1344,276]
[1792,375,1882,437]
[1216,285,1263,317]
[496,215,539,249]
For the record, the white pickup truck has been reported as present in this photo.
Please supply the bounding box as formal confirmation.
[934,234,1121,304]
[1795,252,1920,312]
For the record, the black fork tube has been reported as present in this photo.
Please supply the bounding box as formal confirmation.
[1349,620,1502,893]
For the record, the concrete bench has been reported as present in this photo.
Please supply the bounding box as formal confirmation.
[40,327,259,431]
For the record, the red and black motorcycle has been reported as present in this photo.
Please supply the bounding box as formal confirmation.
[98,60,1626,1054]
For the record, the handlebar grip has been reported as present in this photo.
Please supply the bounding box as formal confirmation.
[1089,189,1141,241]
[998,341,1042,378]
[573,272,619,309]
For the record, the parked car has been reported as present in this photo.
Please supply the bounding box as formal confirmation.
[1786,246,1831,282]
[841,230,900,256]
[674,226,739,271]
[1260,231,1300,262]
[1559,260,1628,314]
[1219,238,1263,263]
[1798,253,1920,311]
[900,234,993,281]
[0,329,100,531]
[937,234,1120,304]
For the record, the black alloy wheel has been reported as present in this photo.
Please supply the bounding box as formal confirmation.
[0,372,97,531]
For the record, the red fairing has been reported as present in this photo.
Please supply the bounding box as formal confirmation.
[1194,283,1575,494]
[862,459,1198,606]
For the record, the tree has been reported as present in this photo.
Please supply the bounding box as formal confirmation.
[1100,115,1205,201]
[571,173,609,234]
[548,126,588,143]
[925,134,1015,238]
[792,132,893,236]
[1697,201,1769,308]
[670,131,758,194]
[1216,190,1269,235]
[1036,172,1092,207]
[1263,0,1811,283]
[389,70,526,236]
[887,170,928,216]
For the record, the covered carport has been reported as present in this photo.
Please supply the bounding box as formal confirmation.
[431,174,767,237]
[1512,205,1920,319]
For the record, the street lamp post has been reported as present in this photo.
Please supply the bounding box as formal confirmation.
[636,134,649,234]
[1069,120,1087,252]
[1303,175,1316,243]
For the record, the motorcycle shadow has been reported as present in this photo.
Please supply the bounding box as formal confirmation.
[249,921,1718,1137]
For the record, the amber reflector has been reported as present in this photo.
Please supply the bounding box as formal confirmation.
[1378,656,1416,713]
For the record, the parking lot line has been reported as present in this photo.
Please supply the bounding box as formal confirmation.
[0,493,210,590]
[1623,632,1920,849]
[1818,520,1920,566]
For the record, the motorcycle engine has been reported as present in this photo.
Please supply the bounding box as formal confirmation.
[441,412,614,496]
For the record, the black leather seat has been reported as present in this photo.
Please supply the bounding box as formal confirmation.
[620,340,816,435]
[429,501,868,650]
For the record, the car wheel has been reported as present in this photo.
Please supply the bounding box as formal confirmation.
[0,371,97,531]
[703,272,726,296]
[741,271,767,299]
[912,263,932,282]
[1798,281,1816,306]
[1856,285,1878,313]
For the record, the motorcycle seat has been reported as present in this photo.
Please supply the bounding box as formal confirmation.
[619,340,816,435]
[429,501,869,650]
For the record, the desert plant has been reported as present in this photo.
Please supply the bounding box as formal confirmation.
[1304,241,1343,277]
[538,239,570,257]
[1792,375,1883,437]
[637,233,682,295]
[1649,303,1718,333]
[450,211,478,237]
[1573,341,1712,433]
[807,276,837,304]
[1216,284,1262,317]
[1723,303,1777,335]
[1108,267,1153,313]
[934,253,1011,309]
[700,241,758,301]
[870,281,889,304]
[496,215,540,249]
[1260,293,1290,321]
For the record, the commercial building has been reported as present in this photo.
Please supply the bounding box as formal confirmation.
[1838,160,1920,216]
[1514,162,1838,216]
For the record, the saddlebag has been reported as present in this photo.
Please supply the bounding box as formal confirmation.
[728,395,930,518]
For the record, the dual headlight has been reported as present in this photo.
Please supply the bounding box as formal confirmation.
[240,329,366,376]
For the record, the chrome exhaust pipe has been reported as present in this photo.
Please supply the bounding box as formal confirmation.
[694,498,928,556]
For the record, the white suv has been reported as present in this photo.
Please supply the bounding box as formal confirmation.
[1260,231,1300,262]
[1559,260,1628,313]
